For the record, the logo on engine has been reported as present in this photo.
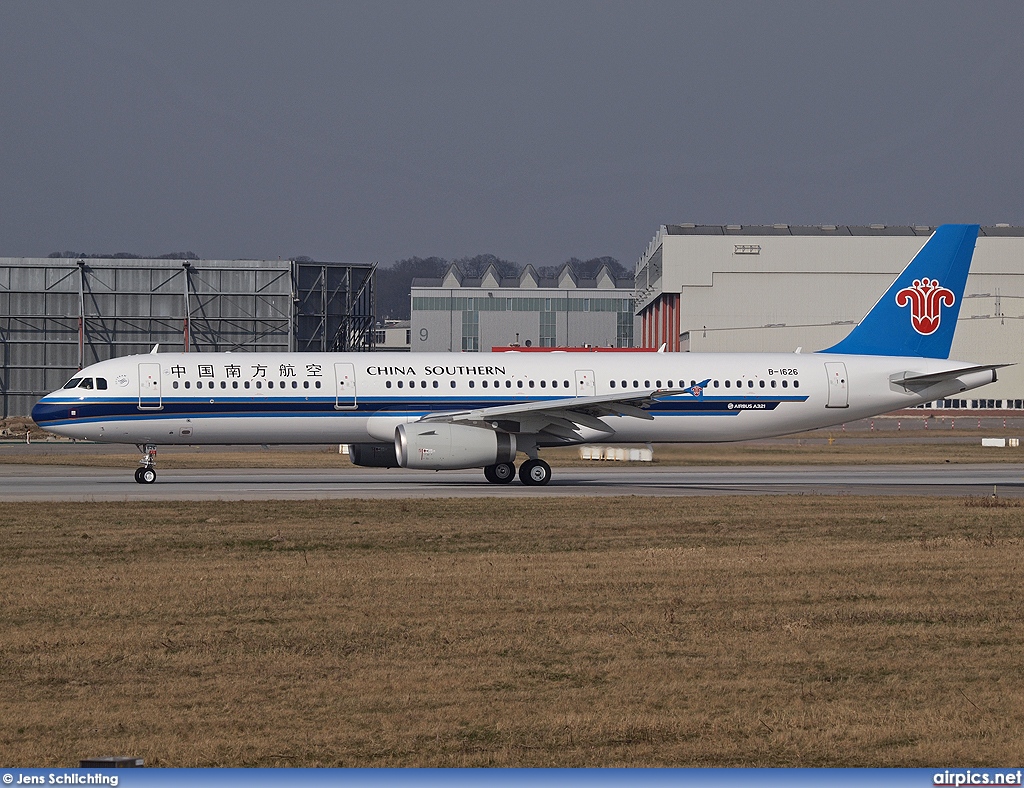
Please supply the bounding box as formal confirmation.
[895,277,955,336]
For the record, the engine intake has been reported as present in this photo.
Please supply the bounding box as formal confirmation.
[396,423,517,470]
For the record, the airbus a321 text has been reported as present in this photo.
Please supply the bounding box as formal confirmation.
[32,224,1005,486]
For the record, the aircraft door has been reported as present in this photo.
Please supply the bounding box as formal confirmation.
[575,369,596,397]
[138,363,162,410]
[824,362,849,408]
[334,363,357,410]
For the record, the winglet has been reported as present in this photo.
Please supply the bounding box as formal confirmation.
[821,224,979,358]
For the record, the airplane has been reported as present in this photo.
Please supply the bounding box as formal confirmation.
[31,224,1005,486]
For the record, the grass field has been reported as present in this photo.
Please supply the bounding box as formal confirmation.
[2,495,1023,767]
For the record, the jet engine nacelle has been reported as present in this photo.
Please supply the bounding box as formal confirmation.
[348,442,402,468]
[396,423,517,470]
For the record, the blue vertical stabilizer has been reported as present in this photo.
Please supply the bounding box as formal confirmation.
[820,224,979,358]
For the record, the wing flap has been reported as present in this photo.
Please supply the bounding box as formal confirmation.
[418,388,685,435]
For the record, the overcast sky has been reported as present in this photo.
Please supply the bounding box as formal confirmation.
[2,1,1022,269]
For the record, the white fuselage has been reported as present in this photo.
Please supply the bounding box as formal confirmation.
[31,350,989,446]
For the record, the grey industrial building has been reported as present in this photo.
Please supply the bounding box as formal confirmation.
[635,224,1024,408]
[1,257,374,417]
[410,262,636,352]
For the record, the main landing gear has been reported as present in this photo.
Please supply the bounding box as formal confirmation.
[135,444,157,484]
[483,459,552,486]
[519,459,551,486]
[483,462,516,484]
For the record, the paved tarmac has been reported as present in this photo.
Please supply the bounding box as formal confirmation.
[2,462,1023,500]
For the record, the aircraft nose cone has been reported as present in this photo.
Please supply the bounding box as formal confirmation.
[31,397,56,426]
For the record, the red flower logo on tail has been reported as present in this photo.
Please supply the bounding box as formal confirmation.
[895,278,955,336]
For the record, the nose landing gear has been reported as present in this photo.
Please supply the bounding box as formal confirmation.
[135,444,158,484]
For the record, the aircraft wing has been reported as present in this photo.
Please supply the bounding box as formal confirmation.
[417,389,687,439]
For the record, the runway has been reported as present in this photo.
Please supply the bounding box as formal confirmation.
[2,462,1023,500]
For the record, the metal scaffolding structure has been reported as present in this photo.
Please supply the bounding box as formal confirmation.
[292,261,377,352]
[0,257,375,417]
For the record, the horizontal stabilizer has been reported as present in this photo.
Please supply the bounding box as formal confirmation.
[890,364,1009,389]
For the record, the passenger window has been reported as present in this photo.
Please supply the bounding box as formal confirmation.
[63,377,83,389]
[621,380,627,388]
[517,380,523,388]
[482,380,489,388]
[450,381,456,388]
[782,380,788,388]
[173,381,179,389]
[610,380,616,388]
[713,381,719,388]
[540,380,546,388]
[222,381,227,389]
[386,381,392,388]
[759,380,765,388]
[632,380,639,388]
[771,380,777,388]
[656,380,662,388]
[748,381,753,388]
[434,381,439,388]
[256,381,262,389]
[397,381,403,388]
[505,381,511,388]
[315,381,321,388]
[184,381,191,389]
[725,380,731,388]
[421,381,427,389]
[267,381,274,389]
[469,380,475,388]
[794,380,800,389]
[303,381,308,389]
[244,381,251,389]
[529,381,535,388]
[644,380,650,388]
[233,381,239,389]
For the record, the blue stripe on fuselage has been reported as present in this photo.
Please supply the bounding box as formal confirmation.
[31,395,806,428]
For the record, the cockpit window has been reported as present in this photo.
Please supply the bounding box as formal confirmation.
[78,378,94,390]
[63,377,83,389]
[96,378,108,390]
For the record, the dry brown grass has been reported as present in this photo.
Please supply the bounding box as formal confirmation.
[2,496,1023,767]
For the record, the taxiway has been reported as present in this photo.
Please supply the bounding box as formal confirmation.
[1,462,1022,501]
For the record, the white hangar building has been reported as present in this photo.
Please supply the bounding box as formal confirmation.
[634,224,1024,409]
[411,262,636,352]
